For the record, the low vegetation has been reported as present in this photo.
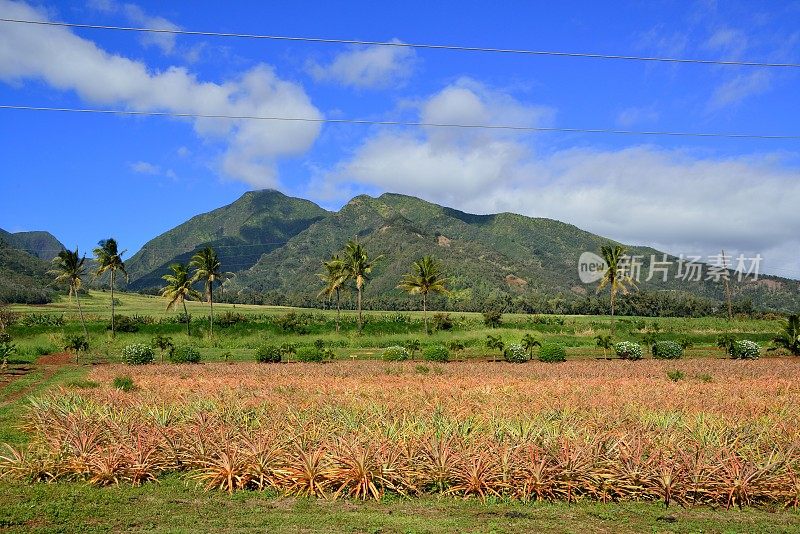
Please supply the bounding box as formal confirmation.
[3,360,800,510]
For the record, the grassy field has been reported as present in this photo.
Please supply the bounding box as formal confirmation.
[1,292,799,532]
[2,290,786,365]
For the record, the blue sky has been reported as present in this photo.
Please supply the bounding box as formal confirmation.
[1,0,799,278]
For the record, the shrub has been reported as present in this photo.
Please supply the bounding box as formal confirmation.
[19,313,64,327]
[731,340,760,360]
[431,313,453,331]
[383,345,410,361]
[504,343,528,363]
[423,344,449,363]
[296,346,325,363]
[151,335,174,362]
[696,373,713,383]
[538,343,566,363]
[403,339,421,359]
[255,344,282,363]
[716,334,736,355]
[667,370,685,382]
[170,346,201,364]
[483,310,503,328]
[614,341,643,361]
[121,343,155,365]
[109,315,139,333]
[275,312,309,334]
[112,375,135,392]
[216,311,248,327]
[0,338,15,368]
[652,340,683,360]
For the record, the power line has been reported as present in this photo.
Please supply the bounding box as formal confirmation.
[1,17,798,69]
[2,104,799,140]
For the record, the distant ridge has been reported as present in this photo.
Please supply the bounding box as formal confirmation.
[120,190,800,313]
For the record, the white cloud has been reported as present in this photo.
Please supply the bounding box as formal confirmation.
[0,0,322,188]
[326,81,800,277]
[703,27,749,59]
[707,70,771,111]
[122,3,180,55]
[307,39,416,89]
[129,161,178,180]
[616,106,660,127]
[176,146,190,157]
[328,78,554,204]
[86,0,179,54]
[129,161,161,174]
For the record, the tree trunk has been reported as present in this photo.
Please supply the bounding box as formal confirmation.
[75,287,88,338]
[209,283,214,337]
[610,288,616,337]
[357,286,363,333]
[423,293,428,335]
[183,300,190,336]
[335,288,340,333]
[110,270,115,338]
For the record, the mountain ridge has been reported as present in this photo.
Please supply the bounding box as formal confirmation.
[108,189,800,313]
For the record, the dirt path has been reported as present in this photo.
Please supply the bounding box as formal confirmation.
[0,352,74,408]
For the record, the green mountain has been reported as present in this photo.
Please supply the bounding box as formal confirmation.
[0,240,54,304]
[226,193,800,314]
[0,229,65,260]
[125,189,329,291]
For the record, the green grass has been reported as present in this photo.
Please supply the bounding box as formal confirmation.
[0,365,87,445]
[3,291,784,365]
[0,294,798,532]
[0,477,798,533]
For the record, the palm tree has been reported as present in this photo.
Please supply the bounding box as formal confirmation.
[190,246,224,337]
[486,334,505,361]
[50,248,89,337]
[398,256,449,334]
[597,244,636,336]
[595,334,613,359]
[317,254,347,333]
[770,314,800,356]
[93,238,127,338]
[160,263,200,336]
[521,333,541,360]
[342,241,381,333]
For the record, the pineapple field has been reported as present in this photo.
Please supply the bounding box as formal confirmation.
[4,359,800,509]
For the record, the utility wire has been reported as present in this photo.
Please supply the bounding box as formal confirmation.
[1,17,799,69]
[2,104,799,140]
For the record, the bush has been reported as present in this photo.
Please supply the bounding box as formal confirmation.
[109,315,139,333]
[423,344,449,363]
[170,346,201,364]
[121,343,155,365]
[504,343,528,363]
[383,345,410,361]
[64,335,89,358]
[483,310,503,328]
[151,335,174,361]
[667,370,685,382]
[731,340,760,360]
[19,313,64,327]
[614,341,643,361]
[216,311,248,327]
[538,343,566,363]
[275,312,309,334]
[296,346,324,363]
[256,344,282,363]
[652,340,683,360]
[112,375,135,392]
[431,313,453,331]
